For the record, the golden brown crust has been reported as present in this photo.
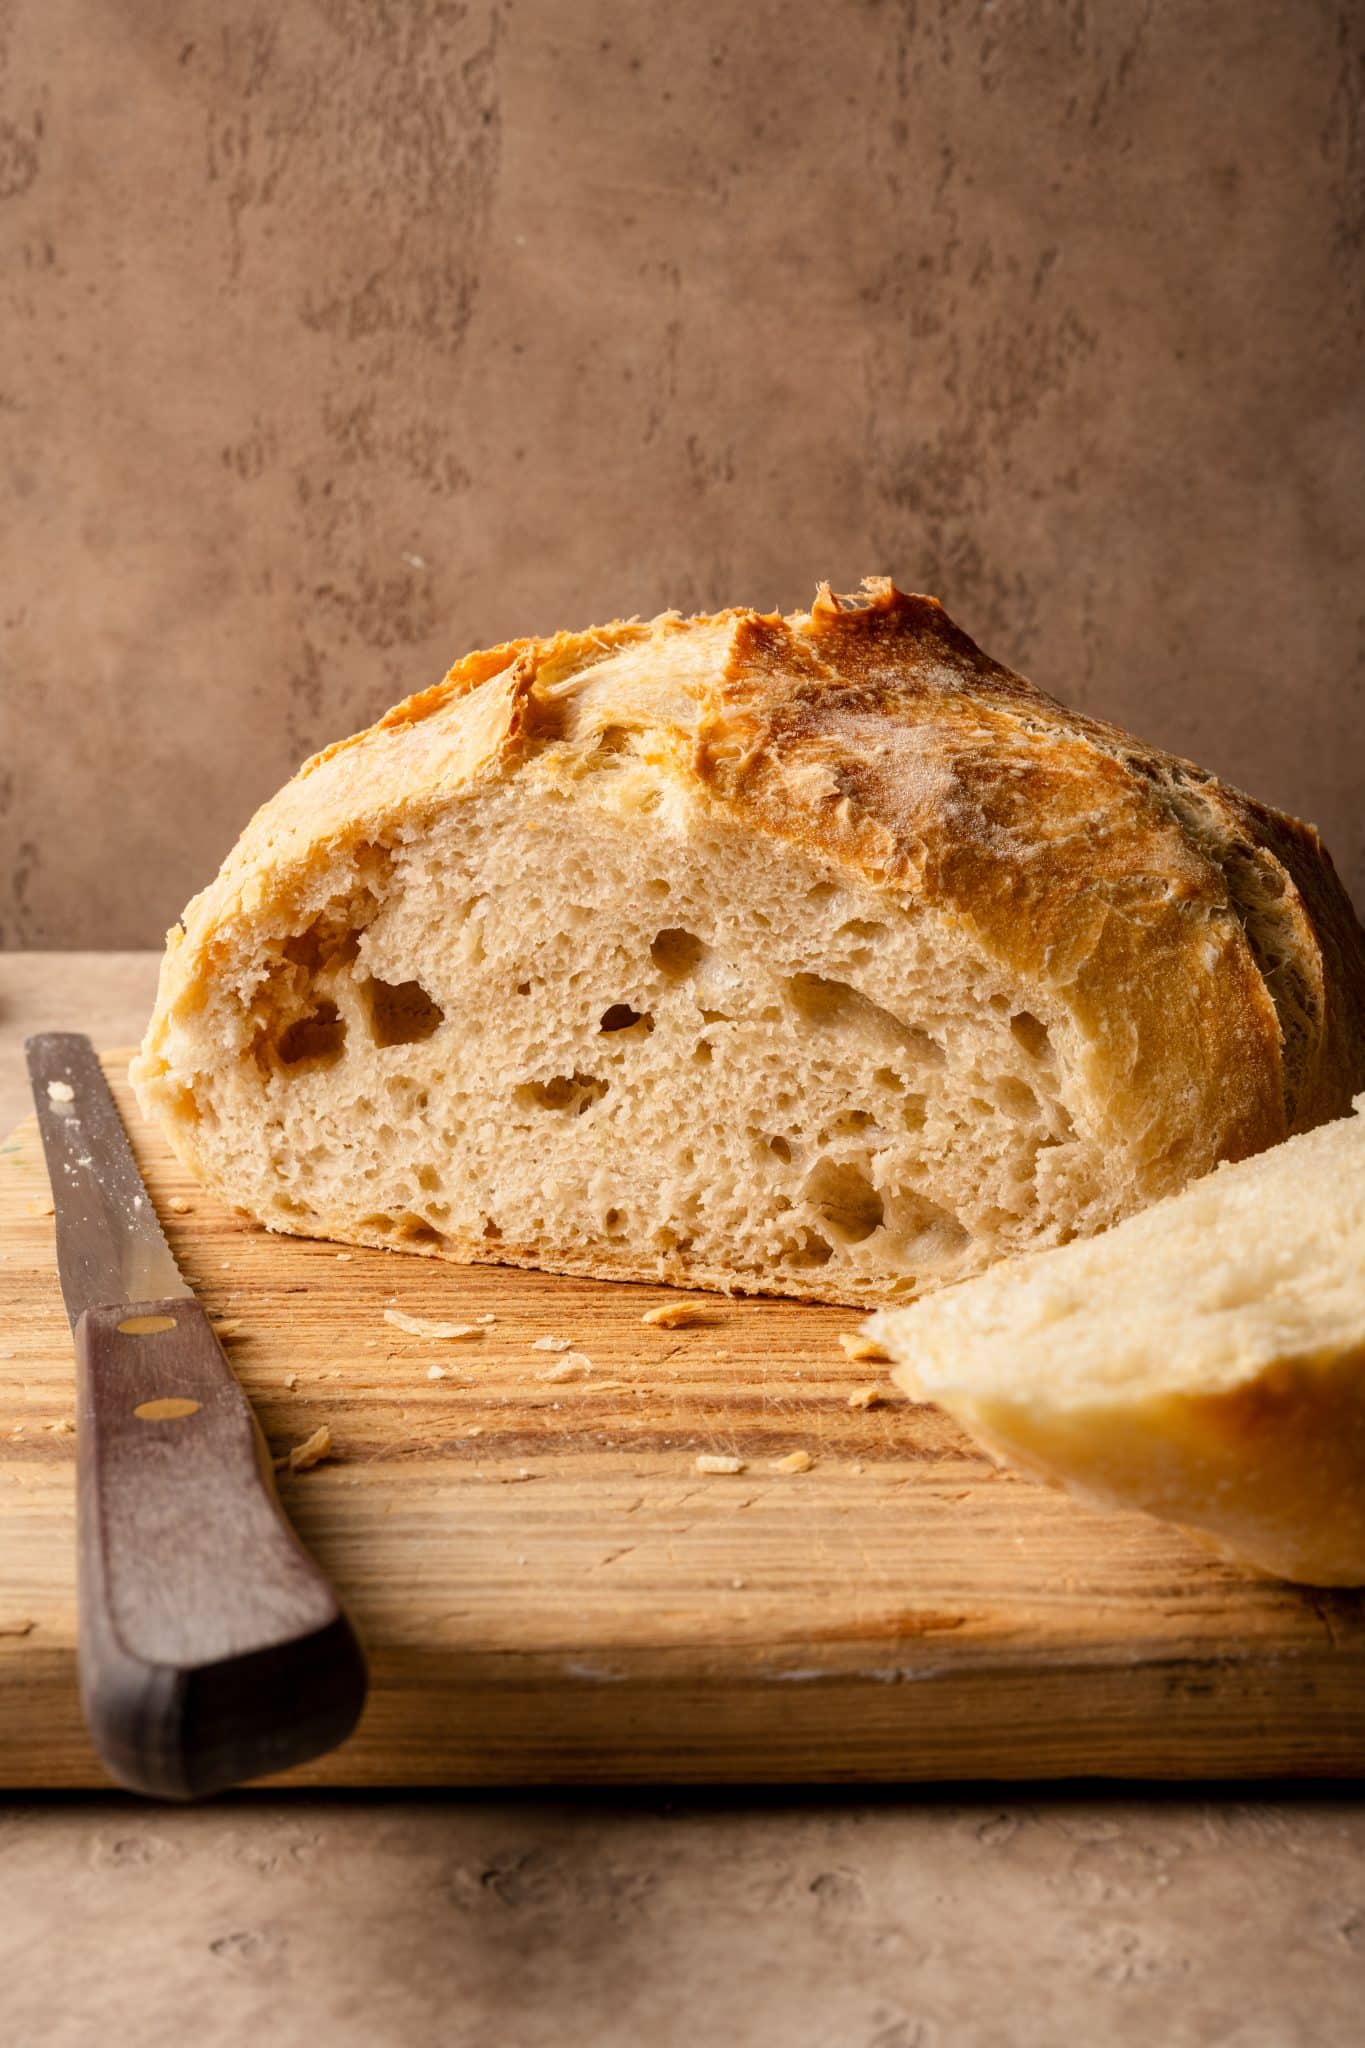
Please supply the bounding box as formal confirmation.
[134,577,1365,1244]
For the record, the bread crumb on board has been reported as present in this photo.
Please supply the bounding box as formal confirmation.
[641,1301,704,1328]
[28,1198,54,1218]
[43,1419,75,1436]
[538,1353,592,1383]
[695,1453,747,1475]
[839,1331,890,1363]
[768,1449,814,1474]
[276,1424,334,1474]
[0,1619,36,1637]
[476,1313,496,1325]
[283,1371,298,1389]
[384,1309,482,1340]
[847,1385,886,1410]
[166,1196,193,1215]
[531,1335,573,1352]
[45,1080,74,1103]
[212,1318,245,1339]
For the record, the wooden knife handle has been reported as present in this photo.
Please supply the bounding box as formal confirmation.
[73,1296,367,1799]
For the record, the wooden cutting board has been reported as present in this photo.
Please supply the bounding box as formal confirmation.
[2,1053,1364,1786]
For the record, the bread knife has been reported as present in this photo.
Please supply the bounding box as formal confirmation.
[24,1032,367,1800]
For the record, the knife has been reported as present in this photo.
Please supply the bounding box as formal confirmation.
[25,1032,367,1800]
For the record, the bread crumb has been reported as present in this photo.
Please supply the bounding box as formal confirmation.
[840,1332,889,1362]
[276,1424,334,1474]
[43,1419,75,1435]
[45,1080,74,1103]
[212,1318,244,1339]
[166,1196,192,1215]
[695,1453,747,1475]
[731,1577,746,1590]
[531,1335,573,1352]
[29,1198,54,1218]
[847,1385,885,1409]
[476,1313,496,1325]
[465,1425,484,1437]
[426,1364,450,1381]
[538,1355,592,1383]
[0,1619,36,1637]
[335,1252,353,1262]
[641,1301,703,1328]
[849,1461,864,1475]
[768,1449,814,1474]
[283,1371,298,1389]
[384,1309,482,1340]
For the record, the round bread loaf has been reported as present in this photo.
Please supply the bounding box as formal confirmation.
[131,579,1365,1306]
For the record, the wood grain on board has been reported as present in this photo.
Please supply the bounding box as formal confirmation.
[1,1054,1363,1787]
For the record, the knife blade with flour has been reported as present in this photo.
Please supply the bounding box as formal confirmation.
[25,1032,367,1799]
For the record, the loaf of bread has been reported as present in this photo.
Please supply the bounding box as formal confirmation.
[866,1096,1365,1584]
[131,580,1365,1308]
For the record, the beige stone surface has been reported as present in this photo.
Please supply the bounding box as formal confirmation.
[3,962,1365,2043]
[2,2,1364,946]
[3,1789,1365,2047]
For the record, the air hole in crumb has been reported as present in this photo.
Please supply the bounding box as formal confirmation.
[836,919,888,943]
[358,1212,395,1233]
[277,1002,347,1069]
[825,1109,876,1137]
[693,1041,713,1066]
[363,975,445,1048]
[784,974,945,1064]
[482,1217,502,1241]
[516,980,531,996]
[806,881,840,906]
[604,1207,627,1236]
[397,1215,445,1247]
[768,1135,792,1163]
[785,1230,834,1268]
[650,927,706,979]
[599,1003,653,1035]
[417,1165,441,1193]
[873,1066,904,1092]
[803,1159,885,1244]
[890,1191,971,1264]
[995,1076,1041,1121]
[515,1073,610,1114]
[1010,1010,1053,1062]
[647,879,671,898]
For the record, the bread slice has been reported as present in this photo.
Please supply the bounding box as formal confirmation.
[866,1097,1365,1584]
[131,579,1365,1309]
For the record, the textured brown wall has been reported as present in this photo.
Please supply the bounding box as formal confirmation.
[2,0,1363,947]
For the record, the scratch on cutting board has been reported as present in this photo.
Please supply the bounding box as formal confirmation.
[767,1663,953,1685]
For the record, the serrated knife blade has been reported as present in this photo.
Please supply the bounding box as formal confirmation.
[25,1032,192,1323]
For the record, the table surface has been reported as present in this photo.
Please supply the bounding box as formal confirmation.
[2,952,1363,2048]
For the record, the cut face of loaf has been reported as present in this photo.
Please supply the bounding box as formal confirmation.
[132,581,1365,1309]
[867,1096,1365,1584]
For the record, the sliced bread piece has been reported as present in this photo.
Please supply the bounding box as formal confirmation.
[131,580,1365,1308]
[866,1096,1365,1584]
